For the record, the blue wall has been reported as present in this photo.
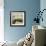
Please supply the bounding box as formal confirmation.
[4,0,40,42]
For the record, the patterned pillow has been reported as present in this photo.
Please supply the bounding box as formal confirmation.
[23,32,34,46]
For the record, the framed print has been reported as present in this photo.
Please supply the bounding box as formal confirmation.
[10,11,26,27]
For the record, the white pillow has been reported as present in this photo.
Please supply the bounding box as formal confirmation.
[17,37,25,46]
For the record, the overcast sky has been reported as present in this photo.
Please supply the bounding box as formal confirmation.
[0,0,4,42]
[0,0,3,8]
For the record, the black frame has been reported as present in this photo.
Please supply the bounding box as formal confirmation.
[10,11,26,27]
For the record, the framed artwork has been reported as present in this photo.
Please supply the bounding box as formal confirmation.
[10,11,26,27]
